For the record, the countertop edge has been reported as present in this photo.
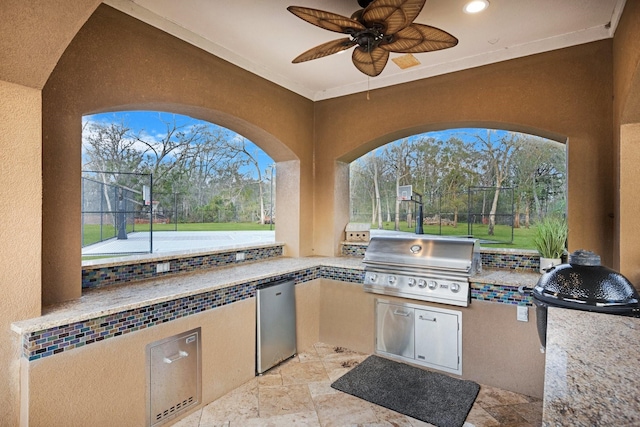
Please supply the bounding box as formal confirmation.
[11,257,361,334]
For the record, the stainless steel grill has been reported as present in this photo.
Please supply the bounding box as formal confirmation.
[363,235,481,307]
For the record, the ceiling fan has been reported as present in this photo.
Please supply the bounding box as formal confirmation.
[287,0,458,77]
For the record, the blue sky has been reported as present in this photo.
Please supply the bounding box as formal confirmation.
[84,111,557,176]
[83,111,275,177]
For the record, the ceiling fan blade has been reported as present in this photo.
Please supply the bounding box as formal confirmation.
[287,6,366,34]
[352,46,390,76]
[292,38,356,63]
[379,23,458,53]
[362,0,426,35]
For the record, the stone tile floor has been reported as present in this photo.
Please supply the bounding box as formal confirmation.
[172,343,543,427]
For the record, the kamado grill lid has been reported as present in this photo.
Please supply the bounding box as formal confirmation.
[533,249,640,313]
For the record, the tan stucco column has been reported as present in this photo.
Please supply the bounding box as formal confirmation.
[619,122,640,285]
[312,159,350,256]
[276,160,314,257]
[0,80,43,427]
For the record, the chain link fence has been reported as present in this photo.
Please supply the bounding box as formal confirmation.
[350,186,515,244]
[82,171,153,253]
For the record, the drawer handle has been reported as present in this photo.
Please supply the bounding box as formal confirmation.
[163,350,188,364]
[419,315,437,322]
[392,309,411,317]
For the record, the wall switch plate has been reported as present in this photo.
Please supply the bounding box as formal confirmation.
[517,306,529,322]
[236,252,245,261]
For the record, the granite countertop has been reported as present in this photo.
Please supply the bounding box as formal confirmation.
[11,256,363,334]
[473,269,540,287]
[11,257,539,335]
[543,307,640,426]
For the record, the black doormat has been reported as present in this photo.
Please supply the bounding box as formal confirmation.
[331,355,480,427]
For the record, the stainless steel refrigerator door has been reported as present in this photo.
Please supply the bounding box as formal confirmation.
[256,279,296,374]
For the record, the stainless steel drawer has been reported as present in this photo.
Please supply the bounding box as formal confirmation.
[146,328,201,426]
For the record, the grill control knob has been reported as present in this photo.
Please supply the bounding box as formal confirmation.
[427,280,438,290]
[417,279,427,288]
[408,278,416,287]
[388,275,397,285]
[451,282,460,293]
[368,273,378,282]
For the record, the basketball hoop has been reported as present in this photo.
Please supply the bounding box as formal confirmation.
[397,185,412,201]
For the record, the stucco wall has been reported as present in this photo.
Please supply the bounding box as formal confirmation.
[42,5,315,304]
[613,0,640,284]
[22,299,257,426]
[317,279,545,398]
[0,80,43,427]
[1,1,639,426]
[314,41,615,263]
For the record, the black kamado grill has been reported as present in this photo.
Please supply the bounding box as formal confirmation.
[525,249,640,349]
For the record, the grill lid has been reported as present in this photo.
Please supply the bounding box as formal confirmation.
[533,249,640,311]
[363,235,479,274]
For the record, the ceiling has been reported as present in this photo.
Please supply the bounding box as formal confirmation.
[104,0,626,101]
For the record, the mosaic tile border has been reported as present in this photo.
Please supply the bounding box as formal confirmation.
[341,242,540,272]
[25,265,525,362]
[24,265,362,361]
[481,252,539,272]
[82,245,284,289]
[341,244,367,257]
[471,282,532,306]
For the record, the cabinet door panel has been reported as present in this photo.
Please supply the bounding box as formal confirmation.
[415,309,459,371]
[376,302,415,359]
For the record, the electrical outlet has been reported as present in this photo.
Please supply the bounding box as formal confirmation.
[517,306,528,322]
[156,262,170,273]
[236,252,245,261]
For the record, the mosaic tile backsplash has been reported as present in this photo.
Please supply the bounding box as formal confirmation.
[471,282,532,306]
[24,266,361,361]
[82,245,284,289]
[23,263,528,362]
[33,241,538,362]
[342,242,540,272]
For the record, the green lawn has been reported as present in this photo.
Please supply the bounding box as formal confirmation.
[83,221,537,251]
[130,222,273,232]
[82,224,116,246]
[374,221,537,250]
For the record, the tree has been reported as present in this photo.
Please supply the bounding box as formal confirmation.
[82,121,144,214]
[219,137,269,224]
[510,136,566,227]
[438,137,479,227]
[383,139,414,230]
[83,113,278,225]
[474,130,520,235]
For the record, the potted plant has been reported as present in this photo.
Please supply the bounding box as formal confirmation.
[533,216,568,273]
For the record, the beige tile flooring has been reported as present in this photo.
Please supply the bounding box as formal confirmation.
[172,343,542,427]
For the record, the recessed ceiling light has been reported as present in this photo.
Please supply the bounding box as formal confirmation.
[463,0,489,14]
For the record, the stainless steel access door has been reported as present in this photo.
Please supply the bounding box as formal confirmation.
[147,328,201,427]
[375,301,415,359]
[415,308,460,371]
[256,278,296,374]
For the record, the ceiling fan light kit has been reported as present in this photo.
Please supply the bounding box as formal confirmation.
[463,0,490,14]
[287,0,458,77]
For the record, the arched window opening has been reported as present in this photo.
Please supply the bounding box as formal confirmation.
[349,128,567,249]
[81,111,276,258]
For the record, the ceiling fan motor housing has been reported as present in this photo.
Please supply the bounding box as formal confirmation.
[288,0,458,77]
